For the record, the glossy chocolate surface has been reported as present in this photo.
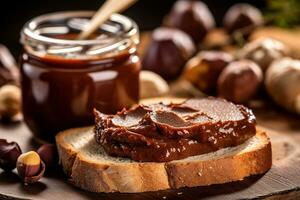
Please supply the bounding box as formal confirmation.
[94,98,256,162]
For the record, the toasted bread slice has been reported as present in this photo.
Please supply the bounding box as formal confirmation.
[56,127,271,193]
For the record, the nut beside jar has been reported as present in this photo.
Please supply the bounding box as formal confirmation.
[142,27,195,80]
[139,71,169,99]
[0,84,21,119]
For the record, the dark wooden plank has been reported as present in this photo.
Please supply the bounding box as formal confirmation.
[0,102,299,200]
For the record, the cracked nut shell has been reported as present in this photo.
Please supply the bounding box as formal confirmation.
[183,51,233,94]
[0,139,22,171]
[17,151,45,184]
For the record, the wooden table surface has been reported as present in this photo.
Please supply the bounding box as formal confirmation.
[0,99,300,200]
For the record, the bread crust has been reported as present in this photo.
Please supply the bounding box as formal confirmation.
[56,127,272,193]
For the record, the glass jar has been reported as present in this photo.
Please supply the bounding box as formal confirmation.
[20,11,140,142]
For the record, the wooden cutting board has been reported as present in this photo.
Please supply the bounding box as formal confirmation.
[0,97,300,200]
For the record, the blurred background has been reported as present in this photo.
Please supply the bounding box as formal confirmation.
[0,0,266,57]
[0,0,300,117]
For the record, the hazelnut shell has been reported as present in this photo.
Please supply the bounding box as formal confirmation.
[183,51,233,94]
[0,139,22,171]
[0,84,21,118]
[223,3,263,38]
[164,0,215,43]
[140,71,169,99]
[22,161,45,184]
[142,27,196,80]
[265,57,300,114]
[37,143,58,168]
[17,151,45,184]
[217,59,263,103]
[237,38,290,71]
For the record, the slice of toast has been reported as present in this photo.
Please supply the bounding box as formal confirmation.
[56,127,272,193]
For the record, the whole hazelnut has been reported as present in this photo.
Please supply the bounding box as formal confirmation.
[0,84,21,118]
[164,0,215,43]
[140,71,169,99]
[142,27,196,80]
[17,151,45,184]
[223,3,263,38]
[265,57,300,114]
[217,59,263,103]
[37,144,58,168]
[237,38,290,71]
[0,44,19,86]
[0,139,22,171]
[183,51,234,94]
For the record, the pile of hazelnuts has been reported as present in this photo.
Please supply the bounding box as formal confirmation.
[0,45,58,184]
[0,140,58,185]
[142,1,291,104]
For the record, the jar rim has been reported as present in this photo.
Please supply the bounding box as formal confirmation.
[21,11,139,48]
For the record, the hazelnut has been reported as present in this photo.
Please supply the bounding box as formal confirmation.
[0,84,21,118]
[0,44,19,86]
[142,27,196,80]
[183,51,234,94]
[17,151,45,184]
[217,59,263,103]
[265,57,300,114]
[37,144,58,168]
[0,139,22,171]
[223,3,263,39]
[169,79,206,98]
[163,0,215,43]
[237,38,290,71]
[140,71,169,99]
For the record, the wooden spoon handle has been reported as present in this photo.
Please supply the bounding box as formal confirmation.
[78,0,137,40]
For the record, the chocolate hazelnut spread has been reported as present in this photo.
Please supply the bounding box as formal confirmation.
[94,98,256,162]
[20,12,140,142]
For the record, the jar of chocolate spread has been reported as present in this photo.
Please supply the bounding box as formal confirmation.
[20,11,140,142]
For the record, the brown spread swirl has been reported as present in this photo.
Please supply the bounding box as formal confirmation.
[94,98,256,162]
